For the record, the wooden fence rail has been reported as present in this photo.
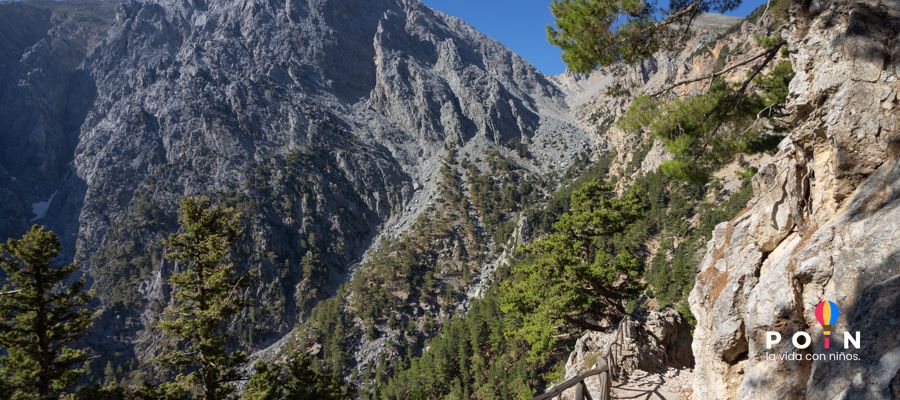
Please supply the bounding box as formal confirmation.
[532,317,630,400]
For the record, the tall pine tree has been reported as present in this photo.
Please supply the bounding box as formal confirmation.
[0,225,95,400]
[158,196,246,400]
[500,181,645,361]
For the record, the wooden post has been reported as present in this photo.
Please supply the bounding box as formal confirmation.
[606,353,612,380]
[615,349,620,375]
[606,370,612,395]
[598,372,608,400]
[575,381,585,400]
[608,353,615,380]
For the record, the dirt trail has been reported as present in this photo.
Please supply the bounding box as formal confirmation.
[611,368,693,400]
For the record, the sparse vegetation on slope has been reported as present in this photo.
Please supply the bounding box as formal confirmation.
[376,143,756,397]
[292,148,551,393]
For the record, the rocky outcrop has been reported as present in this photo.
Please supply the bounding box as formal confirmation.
[689,0,900,398]
[559,309,694,399]
[549,12,779,398]
[558,12,770,188]
[566,309,694,375]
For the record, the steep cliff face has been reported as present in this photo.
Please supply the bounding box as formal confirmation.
[0,0,116,252]
[4,0,896,394]
[0,0,589,372]
[689,0,900,398]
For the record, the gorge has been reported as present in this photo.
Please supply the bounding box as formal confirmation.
[0,0,896,398]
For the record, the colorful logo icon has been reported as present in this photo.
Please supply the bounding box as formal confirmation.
[814,300,840,349]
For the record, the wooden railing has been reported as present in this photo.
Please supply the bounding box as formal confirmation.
[533,317,631,400]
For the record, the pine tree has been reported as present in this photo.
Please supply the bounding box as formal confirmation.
[281,354,351,400]
[241,362,277,400]
[619,60,794,183]
[500,181,645,361]
[547,0,743,73]
[550,1,793,183]
[158,196,246,400]
[242,354,351,400]
[0,225,95,400]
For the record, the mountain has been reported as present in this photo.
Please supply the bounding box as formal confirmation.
[0,0,590,378]
[1,0,896,397]
[0,0,116,250]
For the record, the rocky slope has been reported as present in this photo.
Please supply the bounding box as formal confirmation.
[542,10,777,398]
[0,0,589,375]
[689,0,900,398]
[298,11,774,386]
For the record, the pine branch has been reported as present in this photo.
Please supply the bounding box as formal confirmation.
[734,40,786,99]
[609,0,703,51]
[651,40,786,97]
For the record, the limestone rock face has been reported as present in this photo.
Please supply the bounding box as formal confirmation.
[689,0,900,398]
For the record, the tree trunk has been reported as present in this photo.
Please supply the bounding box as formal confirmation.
[197,265,218,400]
[34,265,51,399]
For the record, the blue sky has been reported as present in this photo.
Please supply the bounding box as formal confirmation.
[422,0,769,75]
